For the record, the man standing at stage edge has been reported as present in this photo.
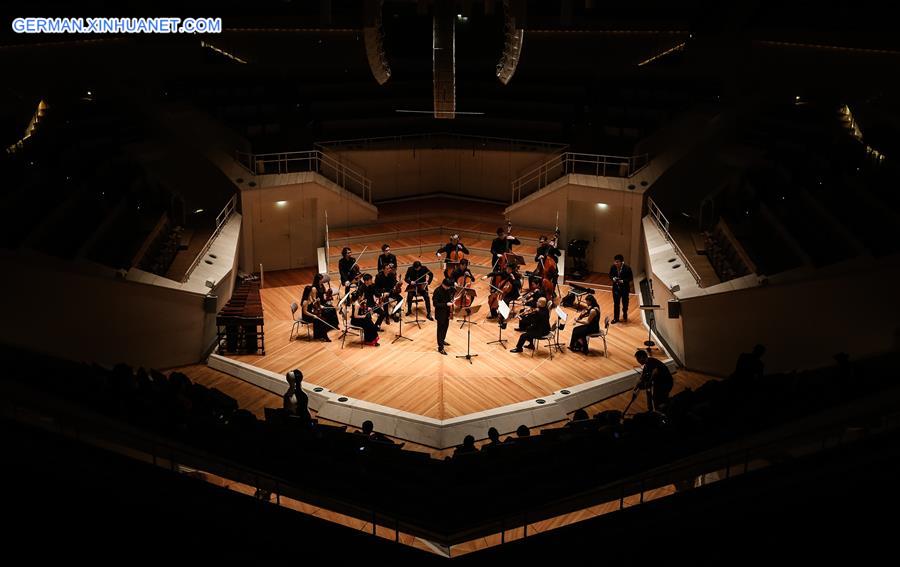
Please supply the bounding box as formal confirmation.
[610,254,633,323]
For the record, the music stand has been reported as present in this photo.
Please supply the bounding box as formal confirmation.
[550,306,567,353]
[505,253,526,268]
[488,299,511,348]
[405,285,425,328]
[639,304,662,352]
[456,304,481,364]
[391,300,412,343]
[456,289,478,329]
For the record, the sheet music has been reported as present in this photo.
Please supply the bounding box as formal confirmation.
[555,306,567,321]
[498,299,511,319]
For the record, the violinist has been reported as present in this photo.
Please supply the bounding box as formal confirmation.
[490,226,520,265]
[486,263,522,323]
[350,292,380,346]
[339,247,361,289]
[377,243,397,273]
[404,260,434,320]
[569,295,601,353]
[301,285,331,342]
[514,277,542,331]
[357,273,377,309]
[436,234,469,278]
[312,272,340,330]
[432,278,455,355]
[510,297,551,353]
[373,263,402,328]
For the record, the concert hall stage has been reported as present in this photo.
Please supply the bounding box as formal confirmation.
[209,267,673,449]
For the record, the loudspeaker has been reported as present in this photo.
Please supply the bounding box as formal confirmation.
[204,294,219,313]
[667,299,681,319]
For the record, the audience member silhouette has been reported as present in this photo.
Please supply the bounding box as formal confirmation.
[733,344,766,381]
[454,435,478,457]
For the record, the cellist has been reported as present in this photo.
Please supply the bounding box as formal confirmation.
[485,263,521,323]
[436,234,469,278]
[445,257,471,282]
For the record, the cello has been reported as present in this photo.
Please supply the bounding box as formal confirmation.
[453,267,477,313]
[442,235,466,279]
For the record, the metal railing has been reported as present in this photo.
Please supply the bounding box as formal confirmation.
[182,194,237,283]
[647,197,702,287]
[235,149,372,203]
[315,131,569,153]
[511,152,650,202]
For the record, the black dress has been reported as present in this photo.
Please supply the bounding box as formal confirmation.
[350,303,379,343]
[569,307,600,351]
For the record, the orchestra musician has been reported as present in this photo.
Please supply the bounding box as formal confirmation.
[338,247,361,289]
[535,235,561,265]
[513,277,542,331]
[609,254,633,323]
[568,295,601,354]
[485,263,522,323]
[373,263,402,328]
[490,226,520,265]
[311,272,339,330]
[436,234,469,277]
[300,285,331,342]
[449,257,475,283]
[404,260,434,320]
[509,297,551,353]
[357,273,377,310]
[432,278,455,355]
[377,243,397,273]
[350,292,380,346]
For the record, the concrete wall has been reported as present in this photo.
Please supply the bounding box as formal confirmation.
[0,251,237,370]
[677,262,900,376]
[507,176,645,272]
[327,148,558,202]
[239,174,378,272]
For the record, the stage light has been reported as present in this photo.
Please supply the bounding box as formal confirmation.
[597,203,609,209]
[194,208,205,214]
[275,201,288,207]
[364,0,391,85]
[496,0,525,85]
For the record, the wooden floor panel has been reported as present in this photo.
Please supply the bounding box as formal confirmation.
[228,268,651,420]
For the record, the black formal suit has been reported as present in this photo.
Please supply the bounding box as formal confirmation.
[432,285,454,349]
[516,307,551,349]
[609,263,633,321]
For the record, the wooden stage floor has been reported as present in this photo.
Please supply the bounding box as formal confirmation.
[226,268,658,420]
